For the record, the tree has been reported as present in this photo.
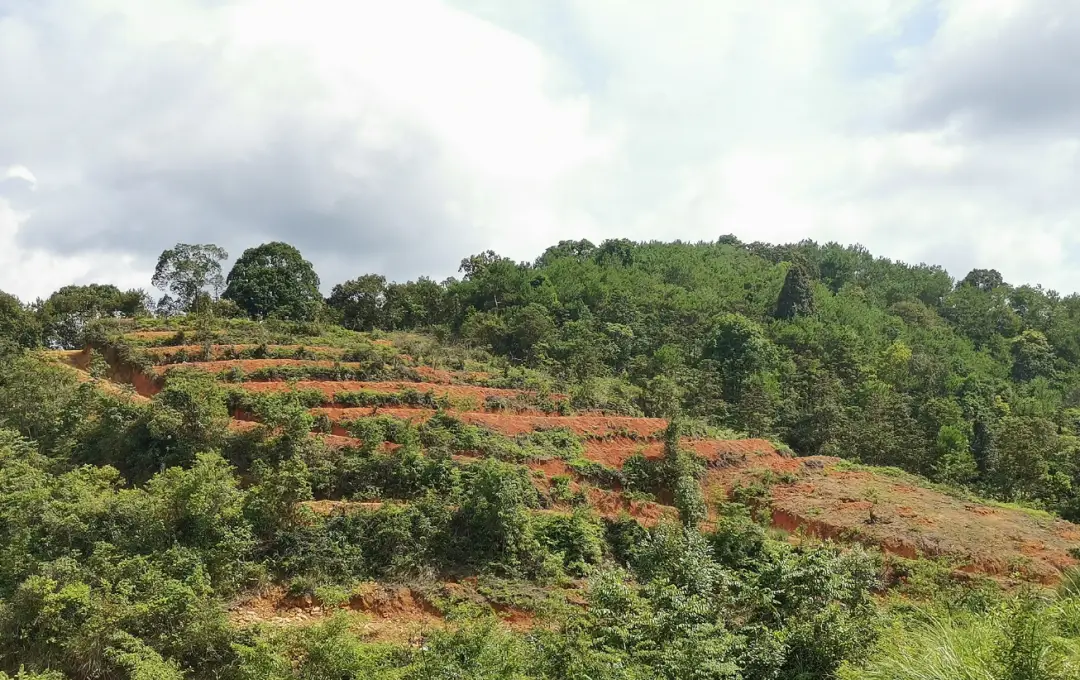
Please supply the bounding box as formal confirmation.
[327,274,386,331]
[991,415,1062,500]
[942,282,1021,349]
[775,260,817,320]
[382,277,446,329]
[222,242,322,321]
[0,291,40,351]
[961,268,1004,293]
[459,250,504,279]
[594,238,636,267]
[503,303,556,363]
[151,243,228,313]
[535,239,597,267]
[704,313,777,404]
[142,369,231,476]
[38,284,151,348]
[1011,329,1057,382]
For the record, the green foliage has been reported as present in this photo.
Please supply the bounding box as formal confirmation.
[327,274,387,332]
[38,284,150,349]
[14,235,1080,677]
[319,238,1080,516]
[1011,329,1057,382]
[532,508,605,576]
[842,590,1080,680]
[144,369,231,474]
[450,458,542,573]
[0,291,41,352]
[0,353,87,455]
[223,242,323,321]
[774,260,817,320]
[152,243,229,313]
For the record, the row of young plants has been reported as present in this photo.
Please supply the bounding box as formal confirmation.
[220,384,693,514]
[227,386,456,414]
[103,317,377,349]
[229,383,569,416]
[88,318,576,414]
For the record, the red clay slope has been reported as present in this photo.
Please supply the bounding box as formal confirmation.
[705,452,1080,583]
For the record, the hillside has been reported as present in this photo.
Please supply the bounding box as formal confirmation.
[3,236,1080,678]
[35,321,1071,582]
[51,324,1080,585]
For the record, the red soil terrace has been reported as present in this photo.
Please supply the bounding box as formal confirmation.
[72,335,1080,584]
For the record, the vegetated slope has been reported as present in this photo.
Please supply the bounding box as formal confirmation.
[75,323,1080,586]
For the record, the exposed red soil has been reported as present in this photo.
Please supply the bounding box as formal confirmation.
[229,585,443,639]
[59,347,162,396]
[316,407,667,438]
[704,453,1080,583]
[124,330,179,340]
[581,438,780,468]
[413,365,455,383]
[583,488,678,526]
[320,433,365,448]
[694,438,783,458]
[315,407,435,437]
[229,583,536,639]
[228,419,259,433]
[82,341,1080,584]
[48,352,153,404]
[460,412,667,438]
[227,414,368,449]
[530,459,574,478]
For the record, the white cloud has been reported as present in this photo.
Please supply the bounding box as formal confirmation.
[0,194,144,301]
[0,0,613,298]
[2,0,1080,301]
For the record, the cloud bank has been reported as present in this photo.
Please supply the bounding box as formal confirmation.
[1,0,1078,300]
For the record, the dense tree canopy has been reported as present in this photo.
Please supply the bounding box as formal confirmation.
[223,242,322,321]
[327,274,386,331]
[152,243,229,313]
[0,291,40,353]
[37,284,150,348]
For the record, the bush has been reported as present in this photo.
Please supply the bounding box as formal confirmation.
[531,508,604,576]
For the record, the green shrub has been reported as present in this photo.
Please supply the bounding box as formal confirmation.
[531,508,605,577]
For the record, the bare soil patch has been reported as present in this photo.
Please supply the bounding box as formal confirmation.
[705,454,1080,583]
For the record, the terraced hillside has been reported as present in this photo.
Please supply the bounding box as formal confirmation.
[59,321,1080,589]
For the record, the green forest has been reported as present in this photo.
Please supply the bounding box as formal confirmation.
[2,236,1080,679]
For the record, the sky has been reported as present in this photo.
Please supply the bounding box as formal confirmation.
[2,0,1079,301]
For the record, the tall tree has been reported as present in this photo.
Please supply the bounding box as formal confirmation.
[0,291,40,352]
[222,242,322,321]
[704,313,778,404]
[327,274,387,331]
[774,261,817,320]
[151,243,228,313]
[961,268,1004,292]
[1011,329,1057,382]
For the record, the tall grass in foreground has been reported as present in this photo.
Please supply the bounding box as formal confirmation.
[839,583,1080,680]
